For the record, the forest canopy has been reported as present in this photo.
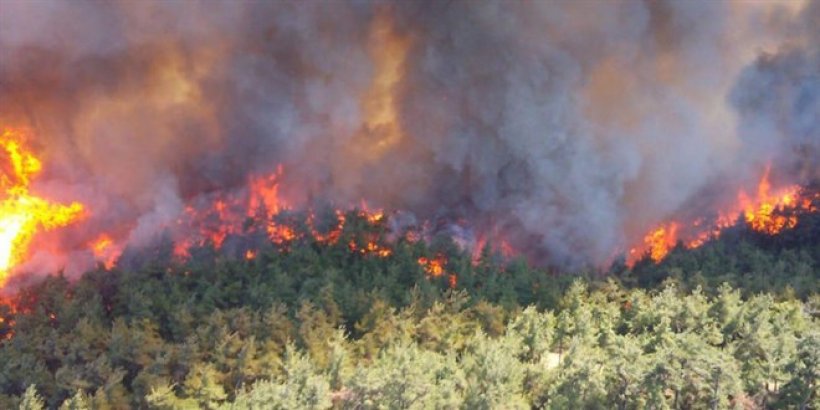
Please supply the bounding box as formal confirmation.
[0,209,818,409]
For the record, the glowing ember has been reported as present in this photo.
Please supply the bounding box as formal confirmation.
[309,210,346,245]
[349,239,392,258]
[0,129,85,285]
[0,297,13,340]
[245,249,256,260]
[359,201,386,224]
[270,225,297,245]
[367,212,385,224]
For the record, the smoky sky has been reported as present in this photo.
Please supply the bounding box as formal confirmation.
[0,0,816,270]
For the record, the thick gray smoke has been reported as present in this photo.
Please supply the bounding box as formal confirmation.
[731,0,820,182]
[0,0,816,272]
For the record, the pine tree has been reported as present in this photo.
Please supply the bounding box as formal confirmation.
[462,332,528,409]
[58,390,90,410]
[18,385,45,410]
[506,306,555,363]
[226,345,332,410]
[776,332,819,409]
[345,341,463,409]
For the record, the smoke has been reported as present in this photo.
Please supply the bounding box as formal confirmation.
[0,0,816,272]
[731,0,820,182]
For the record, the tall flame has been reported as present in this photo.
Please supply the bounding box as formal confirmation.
[642,222,679,263]
[361,9,411,157]
[90,233,121,270]
[740,166,802,235]
[0,129,84,285]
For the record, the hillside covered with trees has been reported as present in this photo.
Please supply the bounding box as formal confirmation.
[0,209,818,409]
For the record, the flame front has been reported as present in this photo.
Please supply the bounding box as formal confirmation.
[629,164,817,266]
[740,166,803,235]
[0,128,814,288]
[169,169,398,262]
[641,223,679,263]
[0,129,85,285]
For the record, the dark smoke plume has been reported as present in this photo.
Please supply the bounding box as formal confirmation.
[0,0,816,272]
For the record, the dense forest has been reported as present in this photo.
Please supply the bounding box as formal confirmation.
[0,208,817,409]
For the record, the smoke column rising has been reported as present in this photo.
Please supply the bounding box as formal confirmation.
[0,0,816,273]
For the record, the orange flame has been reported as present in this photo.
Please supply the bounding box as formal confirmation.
[309,210,346,245]
[270,225,297,245]
[418,254,456,288]
[90,233,120,270]
[418,255,445,277]
[349,239,393,258]
[248,166,284,218]
[0,295,15,340]
[170,169,397,263]
[172,168,288,258]
[629,164,816,266]
[740,166,801,235]
[471,235,517,265]
[360,9,411,158]
[0,129,85,286]
[644,222,678,263]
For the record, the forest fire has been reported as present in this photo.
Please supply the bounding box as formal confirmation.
[739,167,807,235]
[0,129,85,286]
[0,124,816,290]
[3,1,820,406]
[162,168,402,264]
[472,236,516,264]
[418,253,457,288]
[640,223,679,263]
[349,239,393,258]
[628,166,818,265]
[418,255,446,277]
[90,234,120,270]
[0,299,14,341]
[0,1,817,292]
[244,249,256,260]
